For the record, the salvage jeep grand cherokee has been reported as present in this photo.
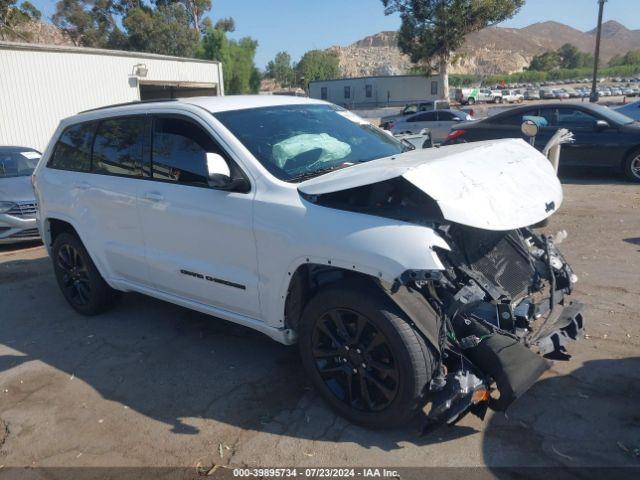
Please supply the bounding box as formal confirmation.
[33,96,585,430]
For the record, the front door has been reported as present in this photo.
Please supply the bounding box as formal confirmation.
[137,114,261,318]
[537,107,622,167]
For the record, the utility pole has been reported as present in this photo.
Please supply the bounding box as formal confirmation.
[590,0,607,103]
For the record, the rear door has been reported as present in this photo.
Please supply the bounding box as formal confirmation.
[137,113,261,318]
[86,116,150,284]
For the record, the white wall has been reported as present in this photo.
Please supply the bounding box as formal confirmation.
[0,43,222,151]
[308,75,441,108]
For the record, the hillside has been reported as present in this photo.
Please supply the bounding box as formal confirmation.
[330,20,640,77]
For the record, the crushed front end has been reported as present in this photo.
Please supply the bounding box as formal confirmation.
[386,224,585,432]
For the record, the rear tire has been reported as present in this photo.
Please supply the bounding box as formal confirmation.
[52,232,119,315]
[623,149,640,183]
[298,281,435,429]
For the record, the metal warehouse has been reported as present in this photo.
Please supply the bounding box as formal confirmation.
[0,42,224,151]
[308,74,442,109]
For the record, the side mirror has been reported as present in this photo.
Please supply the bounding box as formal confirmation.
[206,152,231,187]
[594,120,609,131]
[521,120,539,138]
[205,153,250,192]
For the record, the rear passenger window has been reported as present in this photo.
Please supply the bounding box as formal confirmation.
[93,117,145,177]
[48,123,95,171]
[151,117,219,187]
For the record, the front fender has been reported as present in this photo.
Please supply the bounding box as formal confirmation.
[255,197,451,330]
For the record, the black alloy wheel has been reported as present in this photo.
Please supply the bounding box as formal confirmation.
[299,281,435,429]
[56,243,92,307]
[52,232,119,315]
[311,308,400,412]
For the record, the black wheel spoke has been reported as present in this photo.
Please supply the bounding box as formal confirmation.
[358,375,374,409]
[364,332,385,353]
[327,310,350,342]
[312,307,400,413]
[364,371,396,402]
[317,320,344,348]
[352,314,367,343]
[312,346,341,359]
[56,243,92,307]
[368,359,398,381]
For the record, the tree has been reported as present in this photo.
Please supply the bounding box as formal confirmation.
[52,0,121,47]
[381,0,524,99]
[528,50,561,71]
[197,22,260,94]
[0,0,42,41]
[557,43,593,69]
[295,50,340,89]
[609,50,640,67]
[124,3,199,56]
[266,51,294,86]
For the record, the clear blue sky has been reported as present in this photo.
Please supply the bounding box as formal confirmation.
[29,0,640,68]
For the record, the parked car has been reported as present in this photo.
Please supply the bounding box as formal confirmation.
[616,100,640,121]
[442,102,640,182]
[553,89,570,100]
[389,108,474,143]
[33,96,584,429]
[524,89,540,100]
[379,100,450,128]
[540,88,555,99]
[0,146,41,244]
[563,87,580,98]
[501,89,524,103]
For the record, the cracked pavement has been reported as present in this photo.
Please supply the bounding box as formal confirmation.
[0,173,639,470]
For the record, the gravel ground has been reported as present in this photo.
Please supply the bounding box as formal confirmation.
[0,172,639,472]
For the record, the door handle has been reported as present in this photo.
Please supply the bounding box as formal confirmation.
[74,181,91,190]
[144,192,164,202]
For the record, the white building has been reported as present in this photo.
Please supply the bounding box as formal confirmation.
[308,74,442,109]
[0,42,224,151]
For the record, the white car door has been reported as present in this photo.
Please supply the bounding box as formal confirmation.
[137,113,261,318]
[42,117,150,285]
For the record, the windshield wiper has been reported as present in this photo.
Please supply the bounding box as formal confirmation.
[288,165,345,183]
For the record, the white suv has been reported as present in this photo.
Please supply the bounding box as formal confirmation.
[33,96,584,430]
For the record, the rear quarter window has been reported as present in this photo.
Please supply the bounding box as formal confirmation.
[48,122,96,172]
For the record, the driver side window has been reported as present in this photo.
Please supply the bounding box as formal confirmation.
[151,116,225,187]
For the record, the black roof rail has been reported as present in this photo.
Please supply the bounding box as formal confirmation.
[79,98,180,114]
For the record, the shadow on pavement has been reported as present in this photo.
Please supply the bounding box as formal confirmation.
[483,357,640,469]
[559,167,630,185]
[1,253,639,463]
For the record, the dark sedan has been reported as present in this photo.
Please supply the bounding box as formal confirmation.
[442,103,640,182]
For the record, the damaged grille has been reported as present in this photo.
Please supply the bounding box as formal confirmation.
[455,228,535,298]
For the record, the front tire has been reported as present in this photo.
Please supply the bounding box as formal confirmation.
[298,281,435,429]
[52,232,119,315]
[623,149,640,183]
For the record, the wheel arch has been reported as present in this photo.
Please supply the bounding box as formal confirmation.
[282,261,443,360]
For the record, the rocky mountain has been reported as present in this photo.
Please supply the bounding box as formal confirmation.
[329,20,640,77]
[1,20,73,45]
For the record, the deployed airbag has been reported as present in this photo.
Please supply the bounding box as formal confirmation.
[272,133,351,168]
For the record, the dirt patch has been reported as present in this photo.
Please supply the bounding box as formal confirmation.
[0,418,7,450]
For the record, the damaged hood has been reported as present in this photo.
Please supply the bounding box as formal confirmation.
[298,139,563,231]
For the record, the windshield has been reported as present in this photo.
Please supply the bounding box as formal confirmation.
[214,104,405,182]
[593,104,635,125]
[0,150,40,178]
